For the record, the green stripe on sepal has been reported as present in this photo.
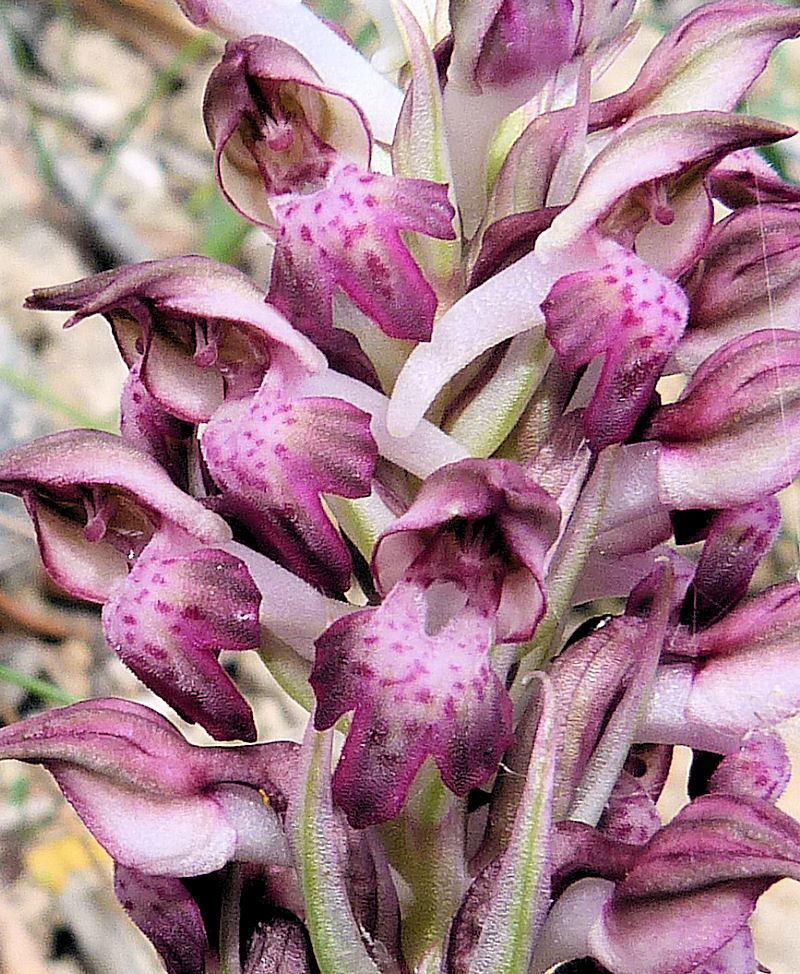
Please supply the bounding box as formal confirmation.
[287,720,384,974]
[465,674,556,974]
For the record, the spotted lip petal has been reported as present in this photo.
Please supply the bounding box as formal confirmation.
[311,558,514,828]
[542,240,689,450]
[312,459,559,827]
[0,699,296,876]
[25,257,325,423]
[201,374,377,595]
[269,164,455,344]
[102,529,261,742]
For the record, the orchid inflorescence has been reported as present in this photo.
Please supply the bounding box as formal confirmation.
[4,0,800,971]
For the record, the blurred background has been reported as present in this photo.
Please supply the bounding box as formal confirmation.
[1,0,800,970]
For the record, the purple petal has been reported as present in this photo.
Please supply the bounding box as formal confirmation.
[539,112,793,251]
[0,429,230,602]
[708,731,791,804]
[589,0,800,128]
[120,362,193,490]
[679,497,780,630]
[708,147,800,209]
[598,773,662,846]
[472,0,576,89]
[542,241,688,449]
[677,202,800,371]
[0,700,292,875]
[201,378,377,594]
[312,570,514,827]
[641,583,800,752]
[102,530,260,741]
[269,164,455,343]
[372,458,560,642]
[646,329,800,508]
[175,0,403,145]
[597,882,765,974]
[203,36,372,225]
[26,257,324,422]
[115,866,208,974]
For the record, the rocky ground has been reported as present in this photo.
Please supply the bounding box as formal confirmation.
[0,1,799,971]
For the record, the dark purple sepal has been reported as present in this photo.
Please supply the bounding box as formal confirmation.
[269,164,455,343]
[679,497,780,630]
[102,528,260,741]
[542,242,688,450]
[0,699,294,875]
[473,0,576,89]
[678,203,800,370]
[709,147,800,209]
[0,429,230,603]
[243,912,320,974]
[693,579,800,659]
[646,329,800,508]
[445,858,502,974]
[115,866,209,974]
[449,0,575,93]
[25,257,323,423]
[120,362,194,490]
[372,458,561,642]
[468,208,562,291]
[547,615,650,819]
[312,564,514,827]
[588,0,800,130]
[707,731,791,805]
[201,375,377,594]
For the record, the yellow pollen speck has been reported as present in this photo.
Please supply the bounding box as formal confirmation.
[259,789,271,806]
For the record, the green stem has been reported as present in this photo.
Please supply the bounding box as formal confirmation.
[378,763,468,968]
[513,446,617,698]
[219,863,243,974]
[0,664,76,706]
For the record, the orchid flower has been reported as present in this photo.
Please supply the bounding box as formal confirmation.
[4,0,800,972]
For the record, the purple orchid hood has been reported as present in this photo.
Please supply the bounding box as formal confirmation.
[25,256,325,423]
[646,328,800,508]
[0,430,261,740]
[0,699,295,875]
